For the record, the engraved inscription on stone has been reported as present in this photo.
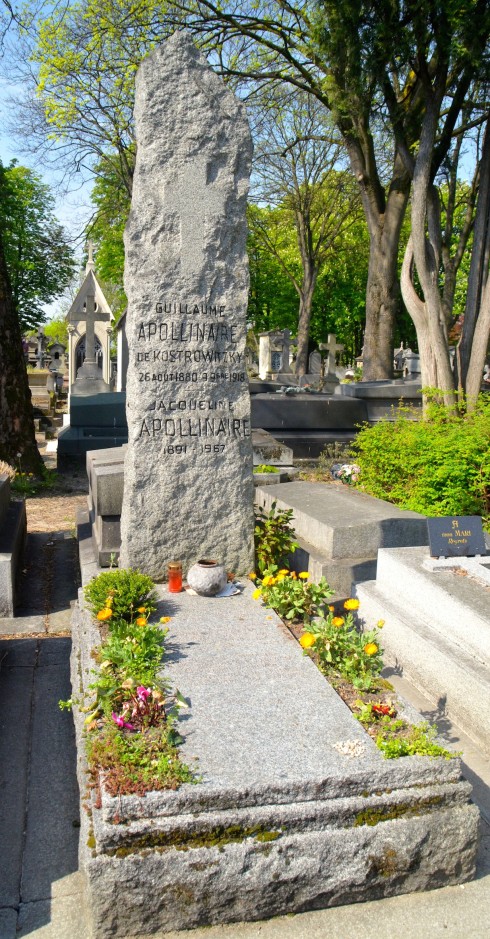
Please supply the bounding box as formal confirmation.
[119,32,254,579]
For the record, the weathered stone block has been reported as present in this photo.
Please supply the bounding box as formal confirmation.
[119,32,254,578]
[70,585,479,938]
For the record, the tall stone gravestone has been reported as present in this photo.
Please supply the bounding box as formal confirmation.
[119,32,254,578]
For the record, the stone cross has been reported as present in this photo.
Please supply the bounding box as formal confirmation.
[36,328,45,369]
[86,240,96,273]
[319,333,344,375]
[165,157,226,272]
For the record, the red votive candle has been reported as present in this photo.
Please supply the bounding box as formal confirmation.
[168,561,183,593]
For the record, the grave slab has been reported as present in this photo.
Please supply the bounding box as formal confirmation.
[356,546,490,754]
[256,481,428,557]
[70,584,479,938]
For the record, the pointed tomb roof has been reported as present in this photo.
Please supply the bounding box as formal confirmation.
[66,246,113,325]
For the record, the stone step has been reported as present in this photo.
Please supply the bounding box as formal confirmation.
[255,481,428,559]
[355,575,490,756]
[372,547,490,664]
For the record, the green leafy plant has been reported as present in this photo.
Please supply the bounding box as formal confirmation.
[254,500,299,575]
[254,464,280,473]
[84,568,158,633]
[11,466,57,496]
[352,393,490,526]
[376,721,455,760]
[300,601,384,691]
[64,569,195,796]
[254,570,333,625]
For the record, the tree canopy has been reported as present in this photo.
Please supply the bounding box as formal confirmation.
[0,161,76,331]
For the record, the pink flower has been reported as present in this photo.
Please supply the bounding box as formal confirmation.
[111,711,135,731]
[137,686,151,702]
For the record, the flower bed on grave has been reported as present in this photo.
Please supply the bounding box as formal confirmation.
[63,569,196,798]
[252,504,455,760]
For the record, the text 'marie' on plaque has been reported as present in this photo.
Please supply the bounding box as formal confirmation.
[427,516,487,558]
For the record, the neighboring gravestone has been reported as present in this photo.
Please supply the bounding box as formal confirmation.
[119,32,254,578]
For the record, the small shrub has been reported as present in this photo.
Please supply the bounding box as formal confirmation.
[84,568,158,632]
[254,500,299,575]
[300,601,384,691]
[254,571,333,625]
[352,393,490,524]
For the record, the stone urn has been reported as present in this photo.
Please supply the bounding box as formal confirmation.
[187,559,227,596]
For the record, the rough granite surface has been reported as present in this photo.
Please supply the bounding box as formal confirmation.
[70,582,480,938]
[119,31,254,578]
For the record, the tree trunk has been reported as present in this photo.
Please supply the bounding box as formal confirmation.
[459,116,490,395]
[294,261,317,376]
[0,232,43,474]
[345,143,411,381]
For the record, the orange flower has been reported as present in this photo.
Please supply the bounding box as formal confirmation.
[135,616,147,627]
[137,606,146,613]
[332,616,344,627]
[344,598,360,611]
[364,642,378,656]
[96,608,113,621]
[300,632,316,649]
[328,605,335,612]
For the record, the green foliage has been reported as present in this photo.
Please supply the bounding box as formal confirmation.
[84,568,158,630]
[86,721,195,796]
[376,722,455,760]
[302,607,384,691]
[11,466,57,495]
[352,394,490,523]
[256,571,333,626]
[0,161,76,330]
[72,568,194,795]
[254,500,299,575]
[254,464,279,474]
[44,317,68,347]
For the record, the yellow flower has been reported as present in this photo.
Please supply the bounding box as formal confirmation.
[262,575,277,586]
[275,573,286,582]
[298,572,309,580]
[377,619,385,628]
[96,608,113,621]
[344,598,360,611]
[364,642,378,656]
[290,572,297,580]
[160,616,171,624]
[299,632,316,649]
[252,588,262,600]
[137,606,146,613]
[249,572,257,580]
[135,616,147,627]
[332,616,344,627]
[328,605,335,612]
[279,569,289,575]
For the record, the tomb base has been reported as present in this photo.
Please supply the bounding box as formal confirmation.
[71,576,479,938]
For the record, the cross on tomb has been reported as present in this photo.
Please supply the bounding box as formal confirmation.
[164,157,227,272]
[319,333,344,375]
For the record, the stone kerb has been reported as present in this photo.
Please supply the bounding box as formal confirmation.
[0,476,27,617]
[119,32,254,579]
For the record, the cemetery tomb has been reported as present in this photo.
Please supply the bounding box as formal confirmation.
[71,34,480,937]
[356,543,490,754]
[0,475,26,617]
